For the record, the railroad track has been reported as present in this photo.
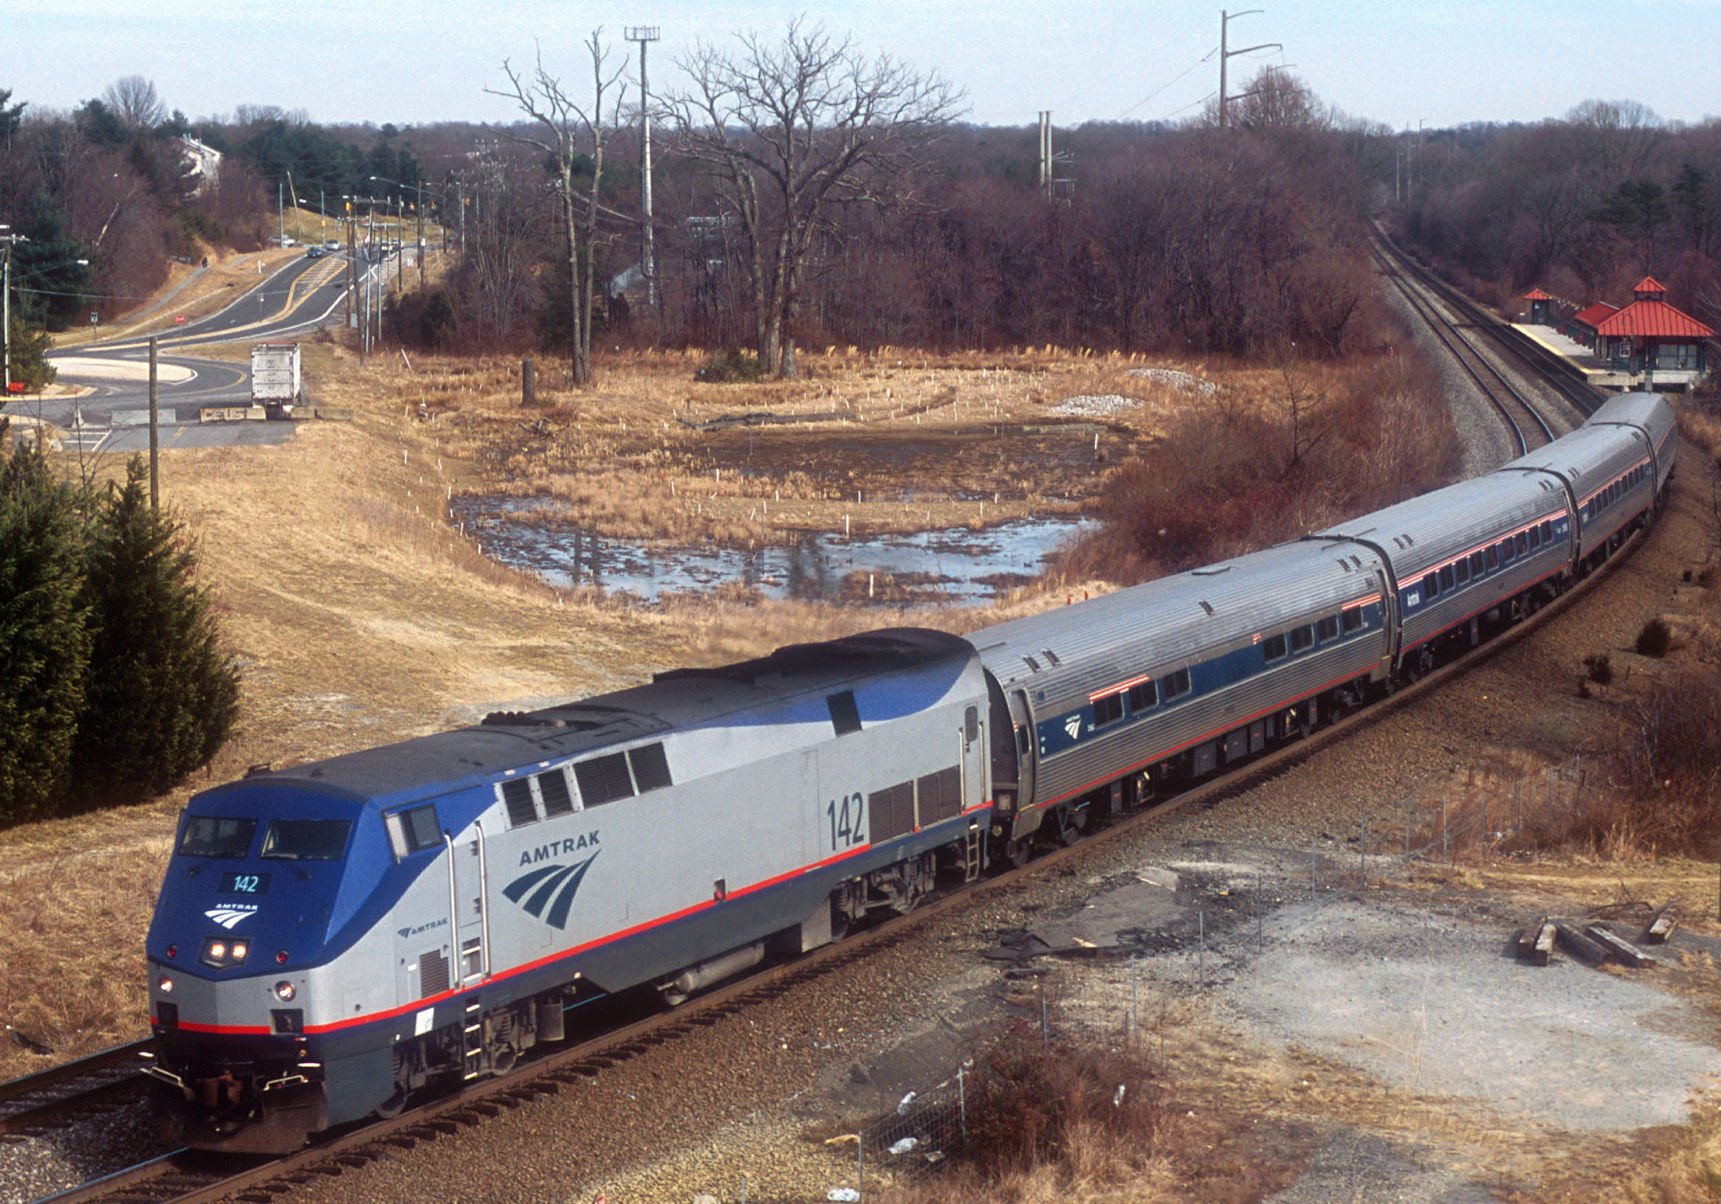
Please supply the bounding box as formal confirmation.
[1369,230,1556,455]
[0,1041,151,1143]
[1372,225,1607,419]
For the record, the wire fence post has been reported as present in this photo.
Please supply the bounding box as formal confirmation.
[1040,989,1049,1041]
[1128,954,1139,1046]
[857,1135,864,1198]
[1198,908,1207,987]
[1442,799,1450,862]
[958,1067,967,1139]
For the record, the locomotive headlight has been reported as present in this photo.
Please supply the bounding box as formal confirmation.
[229,941,249,963]
[274,981,296,1001]
[209,940,227,961]
[157,975,173,994]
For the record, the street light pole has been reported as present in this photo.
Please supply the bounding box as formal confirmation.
[626,25,661,309]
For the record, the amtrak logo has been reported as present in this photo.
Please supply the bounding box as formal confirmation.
[204,904,258,929]
[1064,716,1082,740]
[503,852,600,930]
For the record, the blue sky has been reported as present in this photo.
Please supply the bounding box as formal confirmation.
[7,1,1720,131]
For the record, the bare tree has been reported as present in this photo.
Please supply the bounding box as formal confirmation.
[669,18,962,379]
[102,75,166,132]
[489,33,623,387]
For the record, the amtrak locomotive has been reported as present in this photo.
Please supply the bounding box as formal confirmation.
[143,392,1676,1152]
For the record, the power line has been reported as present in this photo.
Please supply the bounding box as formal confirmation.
[1116,49,1216,120]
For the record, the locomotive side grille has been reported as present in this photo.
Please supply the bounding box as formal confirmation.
[420,950,450,997]
[917,766,962,823]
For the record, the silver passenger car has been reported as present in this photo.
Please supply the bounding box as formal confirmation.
[1499,424,1653,563]
[970,539,1392,844]
[1315,471,1571,675]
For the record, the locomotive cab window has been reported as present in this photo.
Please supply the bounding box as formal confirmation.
[260,819,352,861]
[178,816,257,859]
[385,805,442,858]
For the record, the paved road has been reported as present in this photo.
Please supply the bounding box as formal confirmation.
[8,248,397,454]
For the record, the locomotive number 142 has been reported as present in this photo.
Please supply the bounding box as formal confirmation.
[825,792,867,851]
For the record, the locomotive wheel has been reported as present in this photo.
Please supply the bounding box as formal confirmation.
[1005,838,1032,868]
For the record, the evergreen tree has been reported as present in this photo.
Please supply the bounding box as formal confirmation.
[0,427,90,822]
[72,459,238,806]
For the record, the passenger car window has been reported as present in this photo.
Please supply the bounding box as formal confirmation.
[1317,616,1339,642]
[1092,693,1124,726]
[1290,625,1314,653]
[1263,634,1287,662]
[1126,680,1156,710]
[1163,668,1192,701]
[1341,606,1363,633]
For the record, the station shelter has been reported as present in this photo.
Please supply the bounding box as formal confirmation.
[1565,301,1618,350]
[1590,277,1712,388]
[1522,288,1554,325]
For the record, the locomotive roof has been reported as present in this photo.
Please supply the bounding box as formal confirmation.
[229,627,974,808]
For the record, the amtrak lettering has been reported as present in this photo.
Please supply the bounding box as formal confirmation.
[517,831,601,866]
[503,851,601,929]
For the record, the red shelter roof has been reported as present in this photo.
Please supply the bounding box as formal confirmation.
[1595,298,1714,339]
[1632,276,1668,297]
[1572,301,1618,328]
[1522,287,1552,300]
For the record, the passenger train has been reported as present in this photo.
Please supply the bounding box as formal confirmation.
[143,392,1676,1152]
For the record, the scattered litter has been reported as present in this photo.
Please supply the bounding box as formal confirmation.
[1127,367,1218,394]
[828,1189,861,1202]
[1051,394,1140,417]
[889,1136,920,1155]
[1113,1083,1127,1108]
[896,1090,917,1115]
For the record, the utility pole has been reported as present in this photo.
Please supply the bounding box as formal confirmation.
[278,180,285,247]
[417,180,427,291]
[1038,111,1052,200]
[1219,9,1280,129]
[626,25,661,309]
[0,226,16,395]
[148,337,159,509]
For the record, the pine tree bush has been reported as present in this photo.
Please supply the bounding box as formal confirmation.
[72,459,239,806]
[0,428,91,823]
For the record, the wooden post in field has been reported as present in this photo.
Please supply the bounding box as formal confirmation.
[522,357,536,408]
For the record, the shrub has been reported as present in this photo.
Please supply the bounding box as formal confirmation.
[695,347,768,383]
[953,1025,1165,1179]
[1636,618,1672,658]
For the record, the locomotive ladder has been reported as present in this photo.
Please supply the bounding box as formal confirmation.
[962,823,983,882]
[460,998,484,1081]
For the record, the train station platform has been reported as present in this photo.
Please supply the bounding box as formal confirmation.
[1510,324,1635,389]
